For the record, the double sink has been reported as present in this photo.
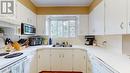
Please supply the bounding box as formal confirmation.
[52,44,72,47]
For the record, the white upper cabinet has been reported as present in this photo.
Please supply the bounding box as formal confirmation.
[89,0,105,35]
[36,15,47,35]
[78,15,89,35]
[93,0,105,35]
[127,0,130,33]
[16,1,36,26]
[105,0,127,34]
[0,0,21,26]
[89,9,95,35]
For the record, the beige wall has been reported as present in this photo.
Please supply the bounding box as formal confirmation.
[52,36,85,45]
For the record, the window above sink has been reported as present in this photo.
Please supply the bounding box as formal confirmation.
[46,15,79,38]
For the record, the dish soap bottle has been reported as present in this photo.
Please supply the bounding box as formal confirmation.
[49,38,52,45]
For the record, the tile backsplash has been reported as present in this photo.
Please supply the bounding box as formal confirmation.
[96,35,123,55]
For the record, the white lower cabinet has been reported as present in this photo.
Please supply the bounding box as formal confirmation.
[27,51,38,73]
[51,50,73,71]
[73,50,87,73]
[61,50,73,71]
[37,49,87,73]
[38,49,51,72]
[51,50,62,71]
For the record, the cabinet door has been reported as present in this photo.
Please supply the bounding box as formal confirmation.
[78,15,89,35]
[73,50,87,73]
[36,15,47,35]
[0,68,11,73]
[51,50,62,71]
[61,50,73,71]
[89,10,95,35]
[94,0,105,35]
[38,49,51,72]
[105,0,127,34]
[51,50,73,71]
[16,1,27,23]
[86,53,92,73]
[128,0,130,33]
[11,62,23,73]
[29,52,37,73]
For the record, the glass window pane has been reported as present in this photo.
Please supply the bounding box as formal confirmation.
[49,16,77,38]
[69,20,76,26]
[69,26,76,37]
[57,21,63,37]
[50,20,58,37]
[63,21,69,37]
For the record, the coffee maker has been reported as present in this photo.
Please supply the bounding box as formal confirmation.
[85,35,95,45]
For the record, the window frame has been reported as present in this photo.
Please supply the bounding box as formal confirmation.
[47,16,79,38]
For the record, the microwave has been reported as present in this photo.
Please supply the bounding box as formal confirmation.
[21,23,36,35]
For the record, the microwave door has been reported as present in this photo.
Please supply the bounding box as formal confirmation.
[21,23,36,35]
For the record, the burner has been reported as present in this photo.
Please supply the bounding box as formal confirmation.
[4,53,23,59]
[0,53,9,56]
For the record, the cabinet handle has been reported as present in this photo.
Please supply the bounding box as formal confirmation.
[84,56,86,60]
[59,54,61,58]
[38,55,40,58]
[120,22,124,29]
[62,54,64,58]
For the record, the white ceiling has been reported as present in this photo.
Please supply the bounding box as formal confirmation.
[31,0,93,7]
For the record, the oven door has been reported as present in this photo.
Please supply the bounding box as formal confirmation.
[0,67,11,73]
[11,62,23,73]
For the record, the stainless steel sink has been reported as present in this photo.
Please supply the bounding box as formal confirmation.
[52,44,72,47]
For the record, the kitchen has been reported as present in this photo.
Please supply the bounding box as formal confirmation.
[0,0,130,73]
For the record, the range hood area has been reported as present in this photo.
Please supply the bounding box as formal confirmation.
[0,17,21,28]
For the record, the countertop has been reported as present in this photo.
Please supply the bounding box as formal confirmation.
[0,45,130,73]
[87,47,130,73]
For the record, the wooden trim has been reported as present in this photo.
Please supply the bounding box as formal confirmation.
[17,0,37,13]
[39,71,82,73]
[36,6,89,15]
[89,0,102,13]
[17,0,102,15]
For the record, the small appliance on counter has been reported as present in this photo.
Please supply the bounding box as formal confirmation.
[85,35,95,46]
[29,36,43,46]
